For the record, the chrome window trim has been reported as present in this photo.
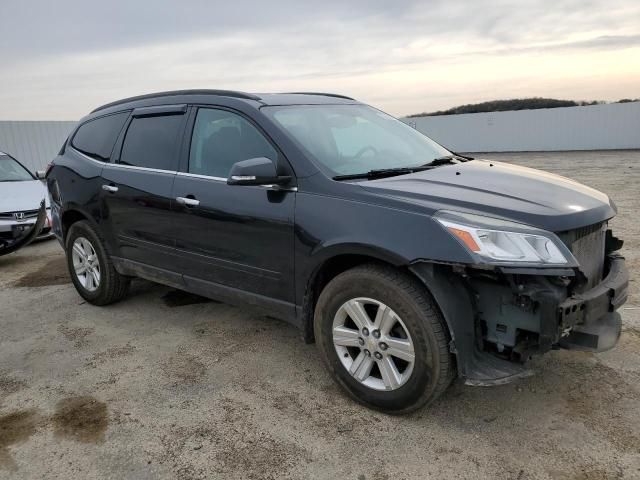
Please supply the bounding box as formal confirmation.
[71,147,109,166]
[176,172,226,182]
[71,147,177,174]
[72,146,297,190]
[108,162,177,175]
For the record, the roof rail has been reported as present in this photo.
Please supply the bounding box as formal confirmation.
[283,92,355,100]
[91,89,261,113]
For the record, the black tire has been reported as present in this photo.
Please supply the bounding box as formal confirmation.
[65,220,130,305]
[314,264,455,413]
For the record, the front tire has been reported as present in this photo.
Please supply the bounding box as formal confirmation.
[314,264,455,413]
[65,220,130,305]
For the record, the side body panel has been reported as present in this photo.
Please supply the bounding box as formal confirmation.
[48,148,106,242]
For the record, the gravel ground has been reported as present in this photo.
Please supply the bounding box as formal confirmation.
[1,150,638,480]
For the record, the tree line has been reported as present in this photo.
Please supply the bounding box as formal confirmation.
[407,97,640,117]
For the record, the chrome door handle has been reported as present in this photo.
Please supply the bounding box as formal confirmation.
[176,196,200,207]
[102,185,118,193]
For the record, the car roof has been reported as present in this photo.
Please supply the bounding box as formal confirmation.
[90,90,358,115]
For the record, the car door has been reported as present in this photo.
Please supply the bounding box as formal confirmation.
[100,105,188,271]
[170,106,296,316]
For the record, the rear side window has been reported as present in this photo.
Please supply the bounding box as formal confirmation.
[71,112,129,161]
[119,114,184,171]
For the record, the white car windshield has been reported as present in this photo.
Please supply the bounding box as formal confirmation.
[264,104,450,176]
[0,155,35,182]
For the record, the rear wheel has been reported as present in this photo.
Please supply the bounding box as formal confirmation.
[314,264,455,413]
[65,220,130,305]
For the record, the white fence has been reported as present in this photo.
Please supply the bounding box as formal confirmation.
[1,103,639,172]
[0,121,76,172]
[402,101,640,152]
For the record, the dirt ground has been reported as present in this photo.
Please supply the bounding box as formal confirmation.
[0,150,638,479]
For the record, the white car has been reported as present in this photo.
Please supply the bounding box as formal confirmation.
[0,152,52,248]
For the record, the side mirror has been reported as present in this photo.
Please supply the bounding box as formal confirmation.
[227,157,291,186]
[35,170,46,180]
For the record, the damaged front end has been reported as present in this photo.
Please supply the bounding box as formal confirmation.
[411,214,628,386]
[0,200,47,256]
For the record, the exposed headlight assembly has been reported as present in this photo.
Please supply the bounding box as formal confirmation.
[435,211,576,266]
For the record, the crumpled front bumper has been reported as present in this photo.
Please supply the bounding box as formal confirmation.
[559,254,628,352]
[410,252,629,387]
[0,202,47,256]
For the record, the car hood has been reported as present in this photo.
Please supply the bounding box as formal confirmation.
[360,160,616,232]
[0,180,48,213]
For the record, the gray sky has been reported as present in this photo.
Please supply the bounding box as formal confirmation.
[1,0,638,119]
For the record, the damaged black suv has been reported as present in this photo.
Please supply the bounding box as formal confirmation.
[46,90,628,413]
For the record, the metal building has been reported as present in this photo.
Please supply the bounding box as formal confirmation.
[403,101,640,152]
[0,121,76,172]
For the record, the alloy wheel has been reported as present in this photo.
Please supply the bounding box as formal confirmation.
[71,236,101,292]
[332,297,416,391]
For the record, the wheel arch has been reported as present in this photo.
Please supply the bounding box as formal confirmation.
[299,244,457,346]
[60,207,96,242]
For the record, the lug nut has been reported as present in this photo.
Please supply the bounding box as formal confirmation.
[372,329,381,339]
[362,327,369,336]
[379,342,388,351]
[358,337,365,346]
[363,349,371,357]
[374,352,383,360]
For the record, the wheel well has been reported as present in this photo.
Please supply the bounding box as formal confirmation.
[301,254,405,343]
[61,210,88,240]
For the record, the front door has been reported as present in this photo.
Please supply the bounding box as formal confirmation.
[170,107,296,313]
[100,105,187,270]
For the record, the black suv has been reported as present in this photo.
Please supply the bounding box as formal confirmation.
[47,90,628,412]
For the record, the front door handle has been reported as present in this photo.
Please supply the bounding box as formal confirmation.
[102,184,119,193]
[176,196,200,207]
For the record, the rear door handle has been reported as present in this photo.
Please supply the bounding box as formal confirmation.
[176,196,200,207]
[102,184,118,193]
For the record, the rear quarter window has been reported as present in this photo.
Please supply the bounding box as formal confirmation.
[71,112,129,161]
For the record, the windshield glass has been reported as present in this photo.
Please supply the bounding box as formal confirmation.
[0,155,35,182]
[264,104,450,176]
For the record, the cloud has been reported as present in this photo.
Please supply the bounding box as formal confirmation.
[0,0,638,118]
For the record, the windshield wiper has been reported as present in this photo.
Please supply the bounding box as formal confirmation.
[333,153,474,181]
[333,166,433,181]
[423,154,472,167]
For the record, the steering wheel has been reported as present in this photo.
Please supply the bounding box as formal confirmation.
[353,146,378,160]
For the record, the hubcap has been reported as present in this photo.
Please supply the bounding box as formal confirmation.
[332,297,416,391]
[71,237,101,292]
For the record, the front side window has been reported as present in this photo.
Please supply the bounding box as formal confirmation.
[189,108,278,178]
[71,112,129,161]
[264,104,450,176]
[119,114,184,171]
[0,155,35,182]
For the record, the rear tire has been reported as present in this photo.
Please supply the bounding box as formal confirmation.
[65,220,130,305]
[314,264,455,413]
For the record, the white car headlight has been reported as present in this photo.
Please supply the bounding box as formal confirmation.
[435,211,574,265]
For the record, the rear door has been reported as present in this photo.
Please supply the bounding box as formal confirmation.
[100,105,188,270]
[170,106,296,313]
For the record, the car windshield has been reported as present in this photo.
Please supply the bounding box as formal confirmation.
[0,155,35,182]
[264,104,451,176]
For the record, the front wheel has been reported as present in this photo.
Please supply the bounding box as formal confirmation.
[314,264,455,413]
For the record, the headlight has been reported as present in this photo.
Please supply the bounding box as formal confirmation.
[435,211,575,265]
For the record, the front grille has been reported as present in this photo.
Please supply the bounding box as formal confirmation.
[558,222,606,289]
[0,209,40,220]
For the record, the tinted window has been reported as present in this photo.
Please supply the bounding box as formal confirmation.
[119,114,184,170]
[71,112,129,161]
[189,108,277,178]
